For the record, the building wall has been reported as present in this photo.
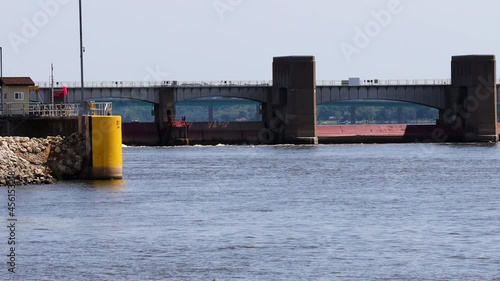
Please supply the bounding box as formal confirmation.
[1,85,31,115]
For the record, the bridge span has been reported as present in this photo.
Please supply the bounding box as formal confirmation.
[36,79,500,112]
[33,55,499,144]
[36,79,454,110]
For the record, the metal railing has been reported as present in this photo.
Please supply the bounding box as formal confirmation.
[33,79,471,88]
[36,80,273,88]
[83,101,113,116]
[0,102,112,117]
[0,102,34,116]
[29,103,81,117]
[35,78,500,89]
[168,115,190,127]
[317,79,452,86]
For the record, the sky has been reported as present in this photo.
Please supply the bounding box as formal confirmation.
[1,0,500,83]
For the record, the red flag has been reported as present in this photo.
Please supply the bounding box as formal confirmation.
[54,86,68,98]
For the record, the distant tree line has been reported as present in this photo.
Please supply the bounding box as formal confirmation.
[177,105,260,122]
[111,100,438,124]
[112,101,154,122]
[317,104,438,124]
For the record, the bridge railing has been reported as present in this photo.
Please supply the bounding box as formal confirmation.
[36,78,500,88]
[36,80,274,88]
[317,79,452,86]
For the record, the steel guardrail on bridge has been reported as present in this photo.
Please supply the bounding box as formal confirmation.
[36,78,494,89]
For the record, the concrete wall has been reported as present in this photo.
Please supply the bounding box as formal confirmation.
[269,56,318,144]
[0,117,80,137]
[155,88,178,145]
[450,55,498,142]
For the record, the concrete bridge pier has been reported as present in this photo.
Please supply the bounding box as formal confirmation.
[266,56,318,144]
[155,88,177,145]
[444,55,498,142]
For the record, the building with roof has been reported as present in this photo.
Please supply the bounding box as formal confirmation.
[0,77,35,115]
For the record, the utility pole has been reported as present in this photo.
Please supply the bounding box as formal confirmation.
[79,0,85,99]
[0,46,3,107]
[0,46,3,78]
[51,63,54,106]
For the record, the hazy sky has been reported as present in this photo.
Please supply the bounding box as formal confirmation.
[1,0,500,82]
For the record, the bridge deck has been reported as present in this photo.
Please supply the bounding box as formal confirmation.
[34,80,500,111]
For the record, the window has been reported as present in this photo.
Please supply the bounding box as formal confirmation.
[14,92,24,100]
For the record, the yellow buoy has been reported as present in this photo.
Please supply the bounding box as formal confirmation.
[91,116,122,179]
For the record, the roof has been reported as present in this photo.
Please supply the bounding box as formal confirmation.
[0,77,35,86]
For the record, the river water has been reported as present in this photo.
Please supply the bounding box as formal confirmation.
[2,144,500,280]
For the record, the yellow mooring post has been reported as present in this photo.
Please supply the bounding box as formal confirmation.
[90,115,123,179]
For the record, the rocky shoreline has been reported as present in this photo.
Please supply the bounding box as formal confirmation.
[0,134,86,186]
